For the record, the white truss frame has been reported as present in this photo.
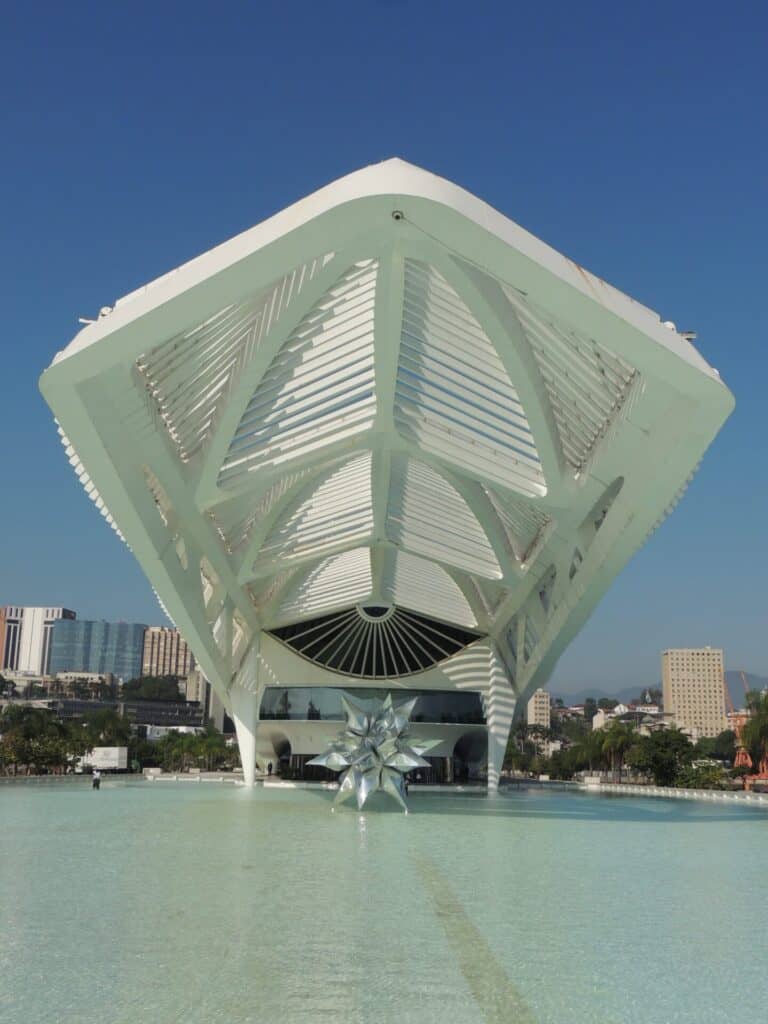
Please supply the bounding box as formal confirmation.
[40,159,733,789]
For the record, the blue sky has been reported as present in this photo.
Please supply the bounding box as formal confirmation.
[1,2,765,693]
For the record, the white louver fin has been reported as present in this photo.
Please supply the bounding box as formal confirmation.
[248,570,296,614]
[385,550,477,628]
[210,466,316,554]
[387,457,501,580]
[136,254,334,462]
[274,547,373,623]
[395,260,545,498]
[218,260,378,488]
[500,284,638,470]
[483,486,552,565]
[56,425,125,543]
[249,453,373,576]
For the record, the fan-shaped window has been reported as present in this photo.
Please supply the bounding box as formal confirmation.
[269,604,482,678]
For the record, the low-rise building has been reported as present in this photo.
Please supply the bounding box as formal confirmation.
[592,703,630,730]
[144,724,204,741]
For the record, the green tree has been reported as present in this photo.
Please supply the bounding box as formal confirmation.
[503,737,536,773]
[677,761,729,790]
[601,721,635,780]
[626,728,693,786]
[560,716,590,743]
[744,690,764,714]
[741,692,768,771]
[580,729,608,771]
[0,706,77,774]
[694,730,736,765]
[82,708,131,747]
[583,698,598,722]
[121,676,183,702]
[0,674,16,698]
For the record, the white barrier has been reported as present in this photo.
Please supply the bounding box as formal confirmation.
[578,780,767,809]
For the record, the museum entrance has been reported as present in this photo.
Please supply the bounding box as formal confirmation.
[452,731,488,783]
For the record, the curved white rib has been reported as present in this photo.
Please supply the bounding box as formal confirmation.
[39,158,733,790]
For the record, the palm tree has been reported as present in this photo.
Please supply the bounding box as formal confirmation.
[601,721,635,781]
[583,728,608,771]
[741,692,768,774]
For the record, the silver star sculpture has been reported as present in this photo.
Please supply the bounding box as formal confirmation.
[308,693,438,812]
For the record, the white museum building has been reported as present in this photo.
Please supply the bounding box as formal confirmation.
[39,159,733,788]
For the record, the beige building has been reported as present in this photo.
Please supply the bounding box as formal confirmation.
[662,647,727,739]
[186,667,226,731]
[142,627,194,678]
[526,688,551,729]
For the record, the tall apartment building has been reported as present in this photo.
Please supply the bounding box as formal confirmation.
[49,619,146,682]
[527,688,551,729]
[662,647,727,739]
[1,606,77,674]
[142,626,194,678]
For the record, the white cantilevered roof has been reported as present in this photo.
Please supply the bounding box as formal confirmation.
[40,158,733,702]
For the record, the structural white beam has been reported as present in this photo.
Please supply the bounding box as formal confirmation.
[39,159,734,793]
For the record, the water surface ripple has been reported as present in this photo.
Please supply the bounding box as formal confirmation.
[1,782,764,1023]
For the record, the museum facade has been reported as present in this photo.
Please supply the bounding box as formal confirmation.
[40,160,733,787]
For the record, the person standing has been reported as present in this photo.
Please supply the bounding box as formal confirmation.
[92,769,101,790]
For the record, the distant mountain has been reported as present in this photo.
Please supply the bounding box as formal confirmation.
[552,672,768,710]
[550,686,647,706]
[725,671,768,710]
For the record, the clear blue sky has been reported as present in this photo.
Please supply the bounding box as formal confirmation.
[1,2,765,693]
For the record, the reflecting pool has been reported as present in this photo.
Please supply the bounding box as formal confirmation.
[1,782,765,1023]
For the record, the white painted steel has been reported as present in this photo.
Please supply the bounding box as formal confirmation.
[39,159,734,789]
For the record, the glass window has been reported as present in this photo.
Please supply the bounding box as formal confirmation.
[259,687,486,724]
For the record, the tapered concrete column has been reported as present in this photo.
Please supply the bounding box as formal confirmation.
[229,637,262,787]
[485,648,516,795]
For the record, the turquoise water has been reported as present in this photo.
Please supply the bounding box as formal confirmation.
[1,781,765,1024]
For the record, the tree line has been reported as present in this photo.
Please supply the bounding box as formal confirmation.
[0,673,187,703]
[506,690,768,789]
[0,705,235,775]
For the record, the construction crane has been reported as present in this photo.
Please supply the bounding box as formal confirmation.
[740,670,753,703]
[724,674,752,770]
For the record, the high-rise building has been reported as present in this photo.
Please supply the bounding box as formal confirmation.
[0,608,6,672]
[1,607,77,674]
[49,619,146,681]
[142,626,194,678]
[526,688,551,729]
[662,648,727,739]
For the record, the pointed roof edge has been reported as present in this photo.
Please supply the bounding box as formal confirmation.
[43,157,729,393]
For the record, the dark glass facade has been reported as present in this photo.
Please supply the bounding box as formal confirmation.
[259,687,485,724]
[49,620,147,681]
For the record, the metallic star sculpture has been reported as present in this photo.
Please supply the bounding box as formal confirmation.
[308,694,438,812]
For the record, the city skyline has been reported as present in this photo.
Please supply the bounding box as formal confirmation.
[2,5,766,693]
